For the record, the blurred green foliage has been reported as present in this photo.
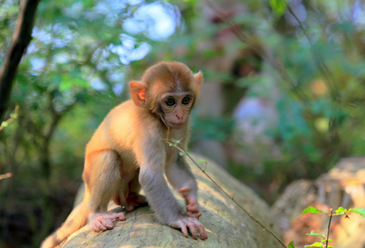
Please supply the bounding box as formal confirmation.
[1,0,365,247]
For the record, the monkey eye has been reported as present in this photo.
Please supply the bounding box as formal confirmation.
[165,98,176,106]
[182,97,191,105]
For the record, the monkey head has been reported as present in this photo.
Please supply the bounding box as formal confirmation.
[130,62,202,129]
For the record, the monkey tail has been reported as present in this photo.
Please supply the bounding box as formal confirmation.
[41,202,89,248]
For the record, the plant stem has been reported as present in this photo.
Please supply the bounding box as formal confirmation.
[326,208,333,248]
[170,142,286,248]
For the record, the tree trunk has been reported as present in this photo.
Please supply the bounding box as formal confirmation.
[0,0,39,123]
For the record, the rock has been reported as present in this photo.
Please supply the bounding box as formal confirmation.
[61,154,282,248]
[272,157,365,248]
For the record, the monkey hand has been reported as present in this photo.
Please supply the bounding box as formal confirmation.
[169,216,207,240]
[178,187,202,219]
[89,212,126,232]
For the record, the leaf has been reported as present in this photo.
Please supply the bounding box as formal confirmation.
[1,122,8,127]
[335,206,347,215]
[179,151,185,156]
[304,242,324,247]
[199,159,206,163]
[349,208,365,217]
[59,80,73,92]
[269,0,287,16]
[288,241,297,248]
[321,239,332,242]
[302,206,327,215]
[306,230,325,239]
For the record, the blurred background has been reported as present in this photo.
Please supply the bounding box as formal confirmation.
[1,0,365,247]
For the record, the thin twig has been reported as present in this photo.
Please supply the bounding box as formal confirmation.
[169,142,286,248]
[326,208,333,248]
[287,6,339,102]
[0,105,19,131]
[231,190,236,199]
[0,172,12,181]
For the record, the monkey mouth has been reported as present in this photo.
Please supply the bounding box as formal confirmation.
[168,122,185,129]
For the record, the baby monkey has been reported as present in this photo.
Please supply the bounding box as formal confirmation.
[41,61,207,248]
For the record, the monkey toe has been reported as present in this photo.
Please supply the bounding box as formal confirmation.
[89,213,126,232]
[110,212,126,221]
[127,204,135,212]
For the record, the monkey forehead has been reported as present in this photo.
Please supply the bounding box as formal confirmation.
[159,92,194,100]
[149,79,194,96]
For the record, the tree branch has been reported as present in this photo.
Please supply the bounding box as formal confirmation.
[0,0,40,123]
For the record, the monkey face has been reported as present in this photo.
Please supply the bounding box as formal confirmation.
[160,93,194,129]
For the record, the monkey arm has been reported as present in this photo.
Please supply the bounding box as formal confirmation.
[139,161,184,225]
[139,163,206,240]
[136,139,207,240]
[165,155,198,194]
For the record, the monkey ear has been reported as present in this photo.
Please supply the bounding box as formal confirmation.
[130,81,147,107]
[194,71,203,89]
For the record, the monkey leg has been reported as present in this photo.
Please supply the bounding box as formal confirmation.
[126,193,148,212]
[84,150,126,232]
[125,171,148,212]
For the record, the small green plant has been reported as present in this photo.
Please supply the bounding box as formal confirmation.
[0,105,18,132]
[289,206,365,248]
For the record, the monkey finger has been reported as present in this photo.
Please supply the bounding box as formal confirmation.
[178,187,190,198]
[193,220,207,240]
[186,203,199,212]
[187,211,202,219]
[170,220,189,238]
[186,222,198,239]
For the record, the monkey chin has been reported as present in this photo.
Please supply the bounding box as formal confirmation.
[167,122,186,129]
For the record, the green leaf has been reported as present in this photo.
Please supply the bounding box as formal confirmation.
[335,206,347,215]
[179,151,185,156]
[304,242,324,247]
[302,206,327,215]
[269,0,288,16]
[349,208,365,217]
[199,159,206,163]
[1,122,8,127]
[59,80,73,92]
[288,241,297,248]
[306,230,325,239]
[321,239,332,242]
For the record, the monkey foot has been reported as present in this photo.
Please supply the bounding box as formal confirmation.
[89,212,126,232]
[125,194,148,212]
